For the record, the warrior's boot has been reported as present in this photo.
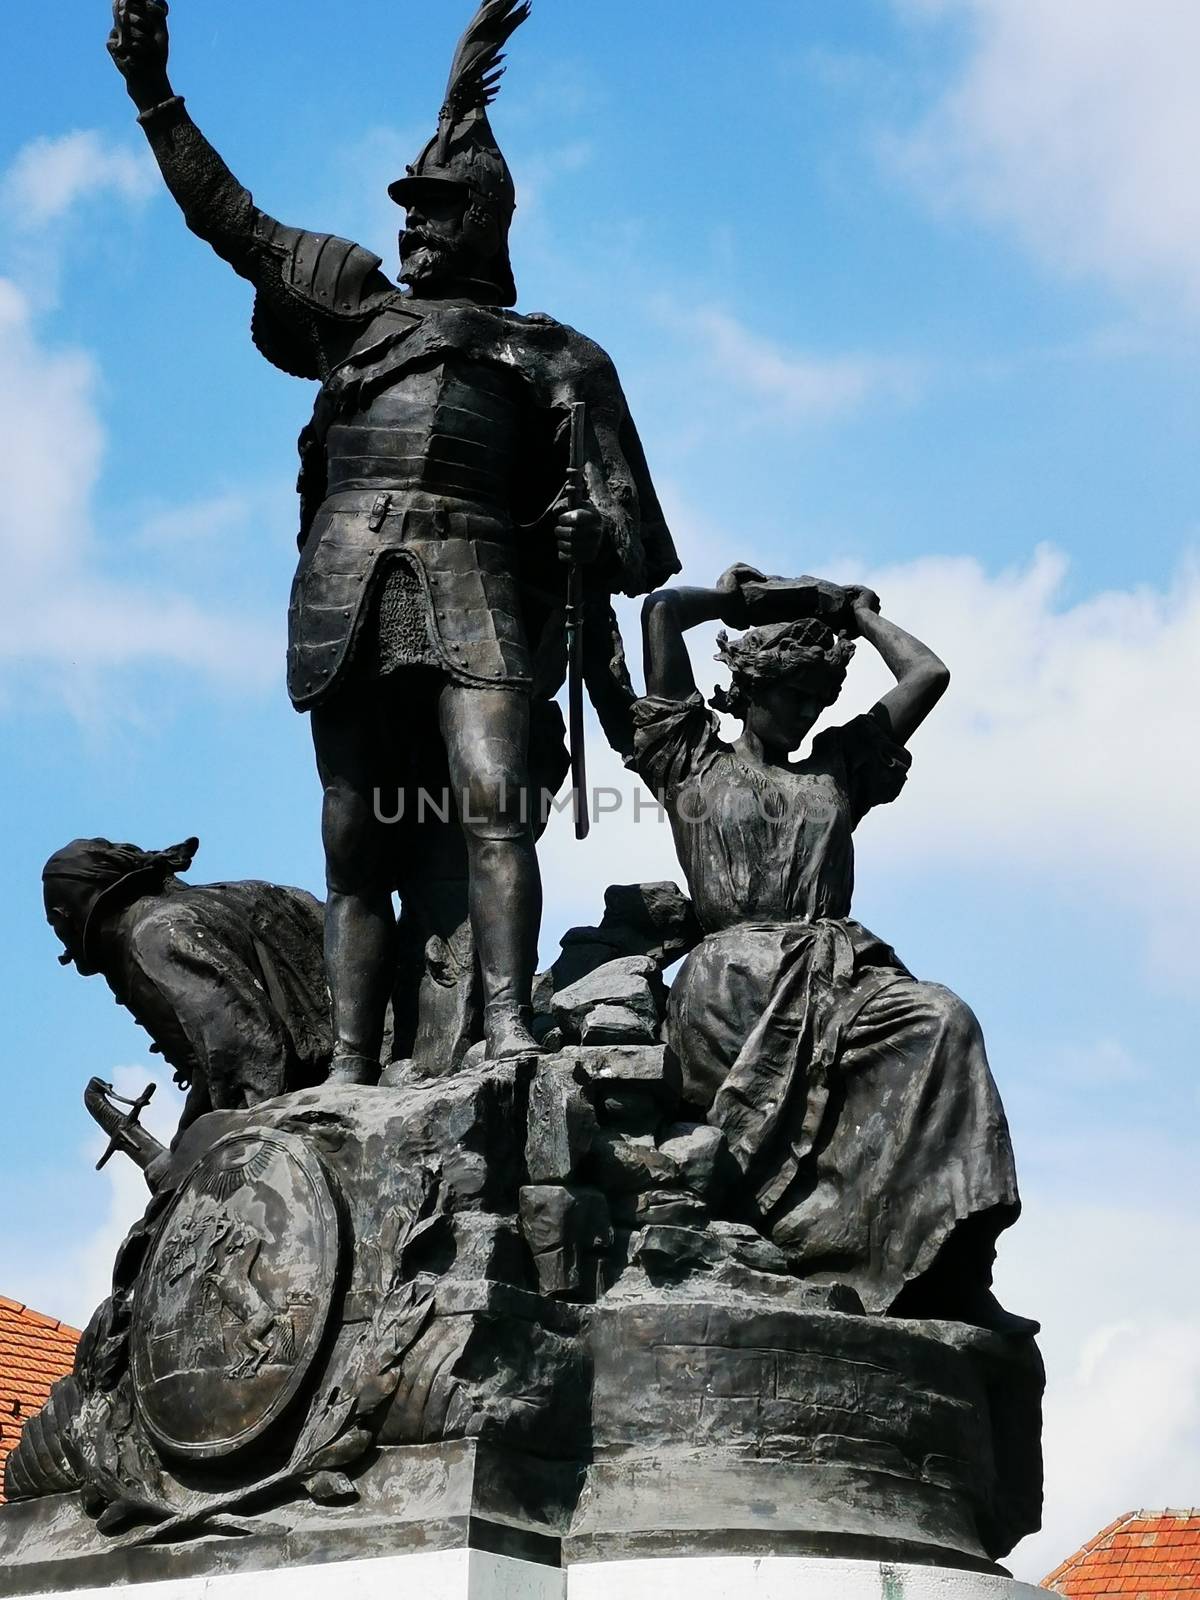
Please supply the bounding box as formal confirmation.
[472,830,543,1062]
[327,1051,381,1087]
[484,1002,541,1061]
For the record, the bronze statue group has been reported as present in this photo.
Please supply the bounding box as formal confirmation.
[45,0,1029,1338]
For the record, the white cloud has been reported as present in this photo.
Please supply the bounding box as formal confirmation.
[511,140,594,225]
[0,278,100,578]
[843,546,1200,936]
[891,0,1200,311]
[690,308,918,419]
[2,130,154,231]
[0,133,279,711]
[1000,1196,1200,1582]
[132,483,296,554]
[1,131,156,308]
[5,1065,180,1329]
[1043,1038,1150,1091]
[653,303,919,428]
[0,275,278,701]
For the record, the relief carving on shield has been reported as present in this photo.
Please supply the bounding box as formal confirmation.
[131,1129,342,1462]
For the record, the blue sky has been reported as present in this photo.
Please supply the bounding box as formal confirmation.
[3,0,1199,1577]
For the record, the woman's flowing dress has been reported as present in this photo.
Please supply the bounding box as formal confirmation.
[632,693,1020,1314]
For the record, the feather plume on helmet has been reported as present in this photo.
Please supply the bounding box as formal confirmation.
[711,619,856,718]
[389,0,532,307]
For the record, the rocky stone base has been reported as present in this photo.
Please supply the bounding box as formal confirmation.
[4,1034,1043,1583]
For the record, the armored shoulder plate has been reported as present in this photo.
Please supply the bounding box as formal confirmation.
[250,224,396,379]
[259,220,390,320]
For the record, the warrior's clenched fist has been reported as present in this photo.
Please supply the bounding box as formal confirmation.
[108,0,172,109]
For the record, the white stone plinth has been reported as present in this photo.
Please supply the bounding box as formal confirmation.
[569,1558,1050,1599]
[11,1552,1054,1600]
[17,1549,563,1600]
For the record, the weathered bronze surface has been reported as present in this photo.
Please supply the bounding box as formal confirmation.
[105,0,678,1074]
[131,1131,342,1462]
[0,3,1048,1589]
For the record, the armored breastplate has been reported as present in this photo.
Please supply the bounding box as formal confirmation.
[325,356,521,514]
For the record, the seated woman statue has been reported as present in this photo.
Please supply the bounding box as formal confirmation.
[636,567,1029,1332]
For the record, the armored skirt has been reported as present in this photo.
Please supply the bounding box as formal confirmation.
[632,694,1020,1315]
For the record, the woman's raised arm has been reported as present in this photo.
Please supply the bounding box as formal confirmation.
[641,567,765,701]
[848,587,950,746]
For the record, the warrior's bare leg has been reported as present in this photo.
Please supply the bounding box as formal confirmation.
[311,688,400,1081]
[439,683,542,1059]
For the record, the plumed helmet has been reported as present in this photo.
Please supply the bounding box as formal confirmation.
[42,836,199,974]
[388,0,531,306]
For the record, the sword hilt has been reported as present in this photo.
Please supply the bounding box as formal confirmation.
[85,1077,158,1171]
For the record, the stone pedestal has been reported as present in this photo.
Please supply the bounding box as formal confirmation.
[0,1551,559,1600]
[572,1281,1043,1571]
[0,1546,1053,1600]
[2,1069,1045,1600]
[0,1439,1052,1600]
[569,1559,1050,1598]
[0,1443,568,1598]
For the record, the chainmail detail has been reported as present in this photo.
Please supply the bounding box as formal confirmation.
[366,560,441,677]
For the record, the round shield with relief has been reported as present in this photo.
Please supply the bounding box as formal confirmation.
[131,1129,341,1462]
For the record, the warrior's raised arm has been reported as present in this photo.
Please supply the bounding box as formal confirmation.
[109,0,391,376]
[109,1,280,280]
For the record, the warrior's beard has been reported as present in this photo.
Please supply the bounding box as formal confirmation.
[399,227,468,290]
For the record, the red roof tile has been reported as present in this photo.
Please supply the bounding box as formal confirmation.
[1046,1511,1200,1597]
[0,1296,81,1504]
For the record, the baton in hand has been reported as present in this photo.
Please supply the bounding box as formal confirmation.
[565,402,590,841]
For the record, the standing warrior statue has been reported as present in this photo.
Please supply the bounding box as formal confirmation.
[108,0,678,1073]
